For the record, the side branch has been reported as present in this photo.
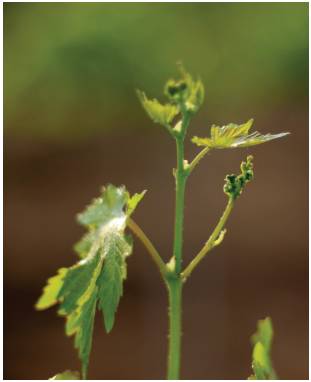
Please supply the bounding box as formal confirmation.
[188,146,210,174]
[127,217,167,279]
[181,197,234,281]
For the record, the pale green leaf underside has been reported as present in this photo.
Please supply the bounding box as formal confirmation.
[248,317,277,380]
[49,370,80,380]
[192,119,289,149]
[36,184,145,378]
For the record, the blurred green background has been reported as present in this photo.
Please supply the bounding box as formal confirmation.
[4,2,308,380]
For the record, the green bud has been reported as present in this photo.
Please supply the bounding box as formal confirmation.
[224,156,254,199]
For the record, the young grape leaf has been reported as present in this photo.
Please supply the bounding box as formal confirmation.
[74,231,96,259]
[36,268,67,310]
[49,370,80,380]
[164,65,204,113]
[36,184,145,379]
[137,90,179,128]
[97,233,132,332]
[248,317,277,380]
[192,119,289,150]
[127,190,146,217]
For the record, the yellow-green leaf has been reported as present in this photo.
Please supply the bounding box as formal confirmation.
[192,119,289,150]
[137,90,179,127]
[36,268,67,310]
[36,184,144,379]
[248,317,277,380]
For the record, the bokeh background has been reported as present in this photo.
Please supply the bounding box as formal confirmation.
[4,2,308,380]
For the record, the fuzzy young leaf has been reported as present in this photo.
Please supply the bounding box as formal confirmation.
[164,66,204,113]
[36,184,145,378]
[137,90,179,127]
[49,370,80,380]
[224,156,254,200]
[192,119,289,150]
[248,317,277,380]
[74,231,96,259]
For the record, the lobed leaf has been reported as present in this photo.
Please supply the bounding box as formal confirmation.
[192,119,289,150]
[36,184,145,378]
[97,232,132,332]
[36,268,67,310]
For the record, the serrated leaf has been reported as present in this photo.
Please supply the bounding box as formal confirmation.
[192,119,289,150]
[65,289,98,379]
[137,90,179,127]
[58,252,102,316]
[36,184,145,378]
[97,232,132,332]
[248,317,277,380]
[49,370,80,380]
[126,190,146,217]
[36,268,67,310]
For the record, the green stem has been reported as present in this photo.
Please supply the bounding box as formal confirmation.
[181,197,234,281]
[166,111,190,380]
[167,277,183,380]
[173,137,186,274]
[189,146,210,174]
[127,217,167,280]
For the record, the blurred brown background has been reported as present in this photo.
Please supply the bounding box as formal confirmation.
[4,3,308,380]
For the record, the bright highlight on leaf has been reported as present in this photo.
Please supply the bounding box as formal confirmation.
[248,317,277,380]
[192,119,289,150]
[36,184,145,379]
[49,370,80,380]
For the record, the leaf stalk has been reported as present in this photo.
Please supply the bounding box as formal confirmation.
[181,197,234,281]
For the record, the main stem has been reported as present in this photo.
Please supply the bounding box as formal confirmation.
[167,116,189,379]
[173,138,186,274]
[167,277,183,380]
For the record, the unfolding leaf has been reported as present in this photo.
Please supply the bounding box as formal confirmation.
[192,119,289,150]
[49,370,80,380]
[164,66,204,113]
[137,90,179,127]
[248,317,277,380]
[36,184,145,378]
